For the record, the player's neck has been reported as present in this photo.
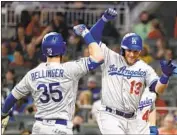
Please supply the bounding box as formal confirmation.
[47,56,61,63]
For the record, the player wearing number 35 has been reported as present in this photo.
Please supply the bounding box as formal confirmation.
[1,25,104,134]
[89,8,177,134]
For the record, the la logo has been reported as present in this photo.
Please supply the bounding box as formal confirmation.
[132,37,137,44]
[47,48,52,55]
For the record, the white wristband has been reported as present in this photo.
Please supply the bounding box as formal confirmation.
[102,16,108,22]
[81,28,90,37]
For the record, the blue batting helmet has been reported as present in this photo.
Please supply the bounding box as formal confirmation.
[121,33,143,51]
[42,32,66,56]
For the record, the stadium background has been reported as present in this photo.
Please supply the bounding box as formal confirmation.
[1,1,177,135]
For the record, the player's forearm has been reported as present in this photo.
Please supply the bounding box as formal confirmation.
[2,93,18,115]
[73,24,104,63]
[155,81,168,94]
[88,42,104,62]
[90,18,106,44]
[82,29,104,62]
[155,75,168,94]
[149,109,159,135]
[149,109,156,126]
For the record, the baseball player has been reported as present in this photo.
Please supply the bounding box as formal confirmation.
[1,25,104,134]
[137,87,158,135]
[89,8,176,134]
[91,99,101,122]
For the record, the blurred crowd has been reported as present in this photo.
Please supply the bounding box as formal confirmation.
[1,6,177,135]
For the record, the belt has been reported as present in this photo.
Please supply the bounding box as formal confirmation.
[105,106,134,118]
[35,118,67,126]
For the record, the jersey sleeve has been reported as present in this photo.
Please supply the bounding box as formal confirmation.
[145,66,159,87]
[11,72,31,99]
[99,42,120,69]
[66,57,89,80]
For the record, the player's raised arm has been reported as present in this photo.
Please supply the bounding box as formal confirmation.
[151,60,176,94]
[90,8,117,44]
[73,24,104,70]
[1,73,30,121]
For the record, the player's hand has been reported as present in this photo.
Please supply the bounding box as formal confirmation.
[102,8,117,22]
[160,60,176,77]
[73,24,89,37]
[149,126,159,135]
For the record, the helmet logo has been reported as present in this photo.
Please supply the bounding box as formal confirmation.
[47,48,52,56]
[131,37,137,44]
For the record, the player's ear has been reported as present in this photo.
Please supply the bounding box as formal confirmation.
[60,55,63,62]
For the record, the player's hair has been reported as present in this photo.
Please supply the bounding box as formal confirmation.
[120,48,126,56]
[47,55,63,61]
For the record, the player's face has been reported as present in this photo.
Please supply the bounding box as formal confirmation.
[125,49,141,65]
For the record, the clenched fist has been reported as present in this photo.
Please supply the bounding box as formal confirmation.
[102,8,118,22]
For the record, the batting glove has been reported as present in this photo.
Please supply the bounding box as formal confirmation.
[149,126,159,135]
[73,24,96,46]
[73,24,89,38]
[102,8,118,22]
[160,60,176,77]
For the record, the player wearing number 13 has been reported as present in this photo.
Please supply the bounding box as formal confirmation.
[1,25,104,134]
[89,8,176,134]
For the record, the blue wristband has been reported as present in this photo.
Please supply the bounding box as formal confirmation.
[149,126,159,135]
[84,32,96,46]
[159,74,169,84]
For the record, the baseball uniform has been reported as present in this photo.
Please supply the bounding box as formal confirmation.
[136,87,157,134]
[97,42,159,134]
[12,59,89,134]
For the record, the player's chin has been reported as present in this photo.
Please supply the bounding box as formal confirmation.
[128,59,136,65]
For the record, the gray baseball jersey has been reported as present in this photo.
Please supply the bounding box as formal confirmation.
[100,42,159,112]
[136,87,157,134]
[137,87,157,121]
[11,58,89,121]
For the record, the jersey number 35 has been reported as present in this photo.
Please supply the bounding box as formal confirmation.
[37,82,63,103]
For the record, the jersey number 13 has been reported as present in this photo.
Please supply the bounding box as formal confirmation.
[130,80,143,95]
[37,82,63,103]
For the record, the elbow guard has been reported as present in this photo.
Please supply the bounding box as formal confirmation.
[87,57,104,71]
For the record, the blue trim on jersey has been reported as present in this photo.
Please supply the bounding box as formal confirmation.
[149,80,158,92]
[90,18,106,44]
[2,93,18,114]
[87,57,104,71]
[138,103,152,111]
